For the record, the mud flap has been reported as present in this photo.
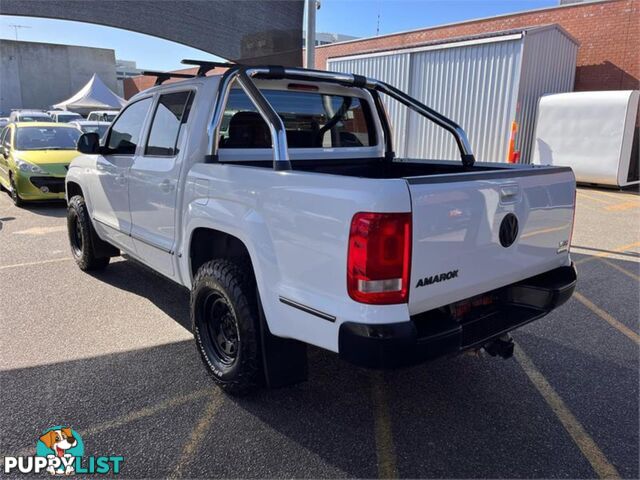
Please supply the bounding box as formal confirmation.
[89,219,119,258]
[258,297,308,388]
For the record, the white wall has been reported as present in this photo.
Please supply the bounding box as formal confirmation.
[0,40,118,114]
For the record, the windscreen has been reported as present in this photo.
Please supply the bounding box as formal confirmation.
[15,126,81,150]
[219,88,375,149]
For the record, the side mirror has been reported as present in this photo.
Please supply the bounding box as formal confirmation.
[77,132,100,154]
[1,146,8,158]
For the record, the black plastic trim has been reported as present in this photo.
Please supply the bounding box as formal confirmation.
[263,65,286,79]
[93,217,174,255]
[352,74,367,88]
[339,264,577,368]
[279,297,336,322]
[405,165,574,185]
[130,231,174,255]
[29,176,65,193]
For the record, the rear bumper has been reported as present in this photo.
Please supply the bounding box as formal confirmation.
[338,264,577,368]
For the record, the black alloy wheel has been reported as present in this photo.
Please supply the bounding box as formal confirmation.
[201,292,240,366]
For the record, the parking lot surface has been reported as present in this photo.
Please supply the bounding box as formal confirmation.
[1,186,638,479]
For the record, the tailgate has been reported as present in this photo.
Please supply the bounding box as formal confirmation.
[407,167,575,315]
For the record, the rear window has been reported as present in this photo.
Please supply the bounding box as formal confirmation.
[15,126,80,150]
[88,112,117,122]
[219,88,376,149]
[19,115,51,122]
[57,114,81,122]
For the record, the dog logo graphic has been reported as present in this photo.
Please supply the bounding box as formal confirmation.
[3,426,122,475]
[36,426,84,475]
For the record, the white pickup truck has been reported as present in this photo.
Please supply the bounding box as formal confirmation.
[66,61,577,394]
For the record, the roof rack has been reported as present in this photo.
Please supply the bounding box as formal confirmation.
[141,70,197,86]
[181,59,237,76]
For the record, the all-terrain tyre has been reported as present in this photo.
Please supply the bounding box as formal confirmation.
[191,259,263,395]
[67,195,110,271]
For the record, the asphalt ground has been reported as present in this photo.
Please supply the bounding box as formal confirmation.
[0,186,638,479]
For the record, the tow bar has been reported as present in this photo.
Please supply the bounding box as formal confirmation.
[483,334,515,359]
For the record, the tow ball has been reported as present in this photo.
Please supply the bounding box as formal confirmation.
[483,334,515,359]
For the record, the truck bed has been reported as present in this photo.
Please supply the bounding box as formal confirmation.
[220,157,565,181]
[220,157,521,179]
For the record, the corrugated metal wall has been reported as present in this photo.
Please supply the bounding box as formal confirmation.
[329,53,412,155]
[516,28,578,163]
[328,27,577,163]
[405,39,521,161]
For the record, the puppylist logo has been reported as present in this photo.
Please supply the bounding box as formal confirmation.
[3,426,123,475]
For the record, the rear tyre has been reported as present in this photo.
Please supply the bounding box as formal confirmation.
[67,195,110,271]
[191,259,262,395]
[9,174,23,207]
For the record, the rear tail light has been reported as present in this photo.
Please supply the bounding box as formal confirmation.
[347,212,412,304]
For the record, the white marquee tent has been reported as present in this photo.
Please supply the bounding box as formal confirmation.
[53,74,125,115]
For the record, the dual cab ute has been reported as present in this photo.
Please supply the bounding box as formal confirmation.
[66,60,577,394]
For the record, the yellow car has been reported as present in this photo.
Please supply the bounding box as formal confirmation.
[0,122,82,206]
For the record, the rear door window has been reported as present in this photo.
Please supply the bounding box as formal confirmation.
[219,88,376,149]
[107,98,153,155]
[145,91,193,157]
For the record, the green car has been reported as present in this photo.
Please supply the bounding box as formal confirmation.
[0,122,82,206]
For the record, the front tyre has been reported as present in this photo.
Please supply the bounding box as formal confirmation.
[192,259,262,395]
[67,195,110,271]
[9,173,23,207]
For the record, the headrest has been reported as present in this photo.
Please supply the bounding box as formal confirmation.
[226,111,270,148]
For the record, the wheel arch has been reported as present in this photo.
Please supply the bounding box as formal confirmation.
[189,227,254,282]
[66,180,83,203]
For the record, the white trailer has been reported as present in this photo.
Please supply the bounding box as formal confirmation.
[531,90,639,188]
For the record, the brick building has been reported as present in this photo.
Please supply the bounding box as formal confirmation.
[316,0,638,91]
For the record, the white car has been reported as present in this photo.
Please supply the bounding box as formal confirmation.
[69,120,110,138]
[0,117,9,129]
[86,110,118,122]
[48,110,83,123]
[9,110,52,123]
[66,62,577,394]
